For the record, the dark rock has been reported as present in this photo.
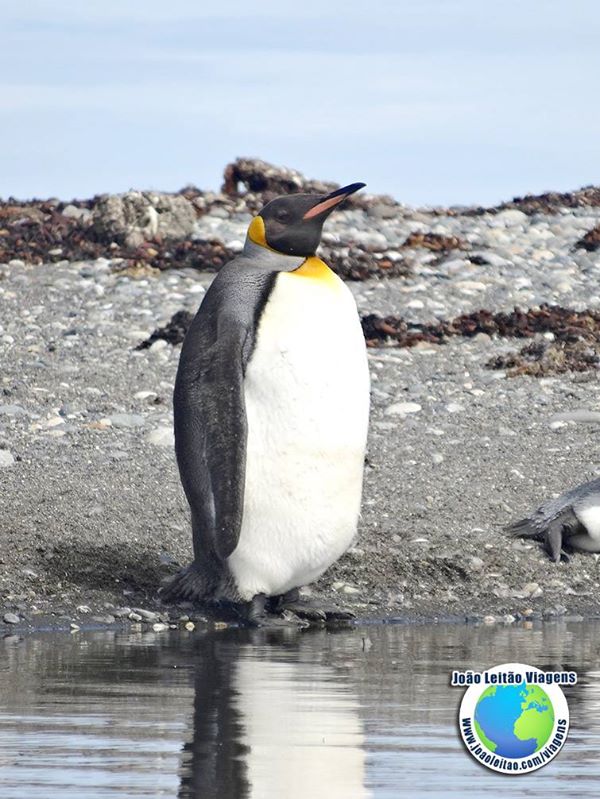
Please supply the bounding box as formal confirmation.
[223,157,337,200]
[403,231,466,252]
[221,157,386,213]
[136,310,194,349]
[576,225,600,252]
[132,608,160,622]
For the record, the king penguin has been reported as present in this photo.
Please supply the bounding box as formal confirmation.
[507,476,600,562]
[163,182,370,624]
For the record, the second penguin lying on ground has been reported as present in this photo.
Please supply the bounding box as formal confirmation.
[507,476,600,562]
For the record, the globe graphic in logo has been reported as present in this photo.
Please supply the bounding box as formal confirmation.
[474,683,555,758]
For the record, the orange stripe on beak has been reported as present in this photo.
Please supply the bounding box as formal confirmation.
[302,193,348,220]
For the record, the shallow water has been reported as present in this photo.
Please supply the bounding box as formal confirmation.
[0,621,599,798]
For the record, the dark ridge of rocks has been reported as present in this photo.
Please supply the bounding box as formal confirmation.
[457,185,600,217]
[575,225,600,252]
[402,231,467,252]
[500,186,600,215]
[362,305,600,376]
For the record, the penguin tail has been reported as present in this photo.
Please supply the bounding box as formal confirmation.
[159,561,213,603]
[505,517,540,539]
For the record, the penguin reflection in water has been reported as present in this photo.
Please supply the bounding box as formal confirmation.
[178,630,368,799]
[507,476,600,563]
[162,183,370,624]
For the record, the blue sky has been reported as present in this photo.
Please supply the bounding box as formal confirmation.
[2,0,599,205]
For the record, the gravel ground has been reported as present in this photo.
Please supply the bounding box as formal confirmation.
[3,196,600,632]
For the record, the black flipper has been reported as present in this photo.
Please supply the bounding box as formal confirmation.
[505,518,540,538]
[166,260,279,602]
[507,506,583,564]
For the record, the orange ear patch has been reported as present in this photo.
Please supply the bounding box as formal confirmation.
[247,215,268,247]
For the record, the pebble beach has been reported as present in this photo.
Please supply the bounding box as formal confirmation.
[3,158,600,632]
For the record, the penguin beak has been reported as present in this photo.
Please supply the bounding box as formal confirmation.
[302,182,366,220]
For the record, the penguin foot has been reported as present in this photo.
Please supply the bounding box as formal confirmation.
[286,602,356,624]
[279,601,328,623]
[160,561,210,603]
[273,590,356,624]
[243,594,306,628]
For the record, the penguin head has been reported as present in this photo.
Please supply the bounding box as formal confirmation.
[246,182,366,257]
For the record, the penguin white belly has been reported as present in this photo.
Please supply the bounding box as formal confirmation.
[227,262,370,600]
[571,504,600,551]
[574,505,600,541]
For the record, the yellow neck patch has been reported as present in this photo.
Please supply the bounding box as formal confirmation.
[291,256,340,287]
